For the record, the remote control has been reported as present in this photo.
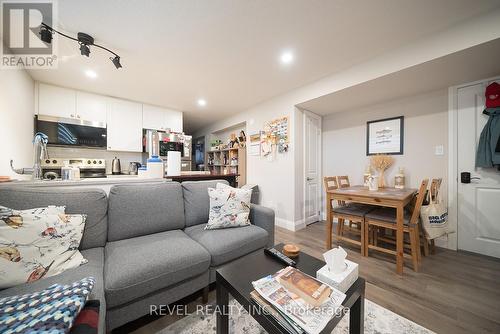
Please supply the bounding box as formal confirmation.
[264,248,296,267]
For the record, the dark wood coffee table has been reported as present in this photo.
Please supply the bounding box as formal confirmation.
[216,244,365,334]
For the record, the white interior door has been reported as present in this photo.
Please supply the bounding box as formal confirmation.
[304,112,321,225]
[457,80,500,258]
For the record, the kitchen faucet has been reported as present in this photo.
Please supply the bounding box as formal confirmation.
[10,132,49,180]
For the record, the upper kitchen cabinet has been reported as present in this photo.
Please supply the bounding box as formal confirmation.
[143,104,183,133]
[106,98,143,152]
[76,92,107,124]
[38,83,76,119]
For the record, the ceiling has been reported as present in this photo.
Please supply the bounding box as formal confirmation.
[27,0,500,133]
[299,38,500,115]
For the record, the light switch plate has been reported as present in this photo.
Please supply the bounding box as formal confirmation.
[435,145,444,156]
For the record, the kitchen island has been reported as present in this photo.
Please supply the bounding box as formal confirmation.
[0,173,240,193]
[167,173,239,187]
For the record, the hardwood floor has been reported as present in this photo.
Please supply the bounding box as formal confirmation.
[127,221,500,334]
[276,221,500,334]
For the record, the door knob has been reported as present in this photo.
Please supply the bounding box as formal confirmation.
[461,172,480,183]
[306,177,313,181]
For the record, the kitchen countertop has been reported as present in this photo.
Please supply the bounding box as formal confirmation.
[0,173,239,188]
[0,175,166,187]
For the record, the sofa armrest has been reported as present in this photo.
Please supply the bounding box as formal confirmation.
[250,204,275,247]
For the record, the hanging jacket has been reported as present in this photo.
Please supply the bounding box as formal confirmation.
[476,107,500,168]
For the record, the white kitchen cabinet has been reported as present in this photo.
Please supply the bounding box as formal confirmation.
[142,104,166,130]
[76,92,107,123]
[164,108,183,133]
[143,104,183,132]
[38,83,76,119]
[106,98,143,152]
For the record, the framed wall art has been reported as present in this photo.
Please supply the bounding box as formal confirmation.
[366,116,404,155]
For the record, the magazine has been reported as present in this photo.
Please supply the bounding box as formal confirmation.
[252,267,346,334]
[250,290,305,334]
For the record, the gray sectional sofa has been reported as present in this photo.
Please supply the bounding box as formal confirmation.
[0,180,275,332]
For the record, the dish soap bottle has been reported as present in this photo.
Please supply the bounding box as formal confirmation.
[394,167,405,189]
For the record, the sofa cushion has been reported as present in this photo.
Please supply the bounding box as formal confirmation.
[104,230,210,308]
[0,187,107,250]
[184,224,268,266]
[0,247,106,334]
[107,182,185,241]
[182,180,229,227]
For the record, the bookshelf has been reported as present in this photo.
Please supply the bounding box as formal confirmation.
[206,147,246,187]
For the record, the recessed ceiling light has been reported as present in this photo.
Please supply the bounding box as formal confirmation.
[197,99,207,107]
[280,51,294,65]
[85,70,97,78]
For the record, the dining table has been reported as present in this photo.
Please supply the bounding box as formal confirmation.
[326,185,417,275]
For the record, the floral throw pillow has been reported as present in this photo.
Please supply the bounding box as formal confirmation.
[205,186,252,230]
[0,206,87,289]
[0,277,95,334]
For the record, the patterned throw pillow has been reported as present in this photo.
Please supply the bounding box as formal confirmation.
[0,206,87,289]
[205,185,252,230]
[0,277,95,334]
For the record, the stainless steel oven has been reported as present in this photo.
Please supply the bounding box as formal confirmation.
[35,115,107,148]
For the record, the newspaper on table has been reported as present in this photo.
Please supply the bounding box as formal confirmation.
[252,268,346,334]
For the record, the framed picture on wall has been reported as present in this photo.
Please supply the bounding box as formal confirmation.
[366,116,404,155]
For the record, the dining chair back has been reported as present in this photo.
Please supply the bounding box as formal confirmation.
[409,179,429,225]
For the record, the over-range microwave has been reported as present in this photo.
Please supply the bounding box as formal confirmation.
[35,115,107,148]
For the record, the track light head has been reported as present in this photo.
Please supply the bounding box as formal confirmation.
[79,43,90,57]
[39,25,52,43]
[110,56,122,69]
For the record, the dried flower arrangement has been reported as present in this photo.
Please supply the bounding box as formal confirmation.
[370,154,394,187]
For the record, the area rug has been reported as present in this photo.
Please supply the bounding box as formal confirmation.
[156,298,434,334]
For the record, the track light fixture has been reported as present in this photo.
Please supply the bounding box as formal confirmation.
[110,56,122,69]
[40,25,53,43]
[79,43,90,57]
[40,23,122,69]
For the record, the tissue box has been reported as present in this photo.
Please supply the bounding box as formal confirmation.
[316,260,358,293]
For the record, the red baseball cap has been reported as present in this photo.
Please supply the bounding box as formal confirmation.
[485,82,500,108]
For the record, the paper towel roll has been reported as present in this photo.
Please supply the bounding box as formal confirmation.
[167,151,181,176]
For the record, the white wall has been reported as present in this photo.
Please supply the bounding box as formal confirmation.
[194,96,299,230]
[0,69,35,178]
[193,10,500,231]
[321,89,449,225]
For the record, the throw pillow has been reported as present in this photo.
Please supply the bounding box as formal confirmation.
[0,205,87,289]
[70,300,100,334]
[0,277,95,334]
[205,186,252,230]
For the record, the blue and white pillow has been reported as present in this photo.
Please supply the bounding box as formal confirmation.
[0,277,95,334]
[205,184,252,230]
[0,205,87,289]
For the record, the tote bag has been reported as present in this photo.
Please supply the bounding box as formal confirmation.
[420,185,449,239]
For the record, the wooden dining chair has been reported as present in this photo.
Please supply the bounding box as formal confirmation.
[337,175,359,230]
[364,179,429,271]
[324,176,374,255]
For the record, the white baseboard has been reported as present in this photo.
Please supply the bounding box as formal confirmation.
[275,218,307,232]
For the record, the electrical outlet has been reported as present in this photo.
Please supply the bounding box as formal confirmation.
[435,145,444,156]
